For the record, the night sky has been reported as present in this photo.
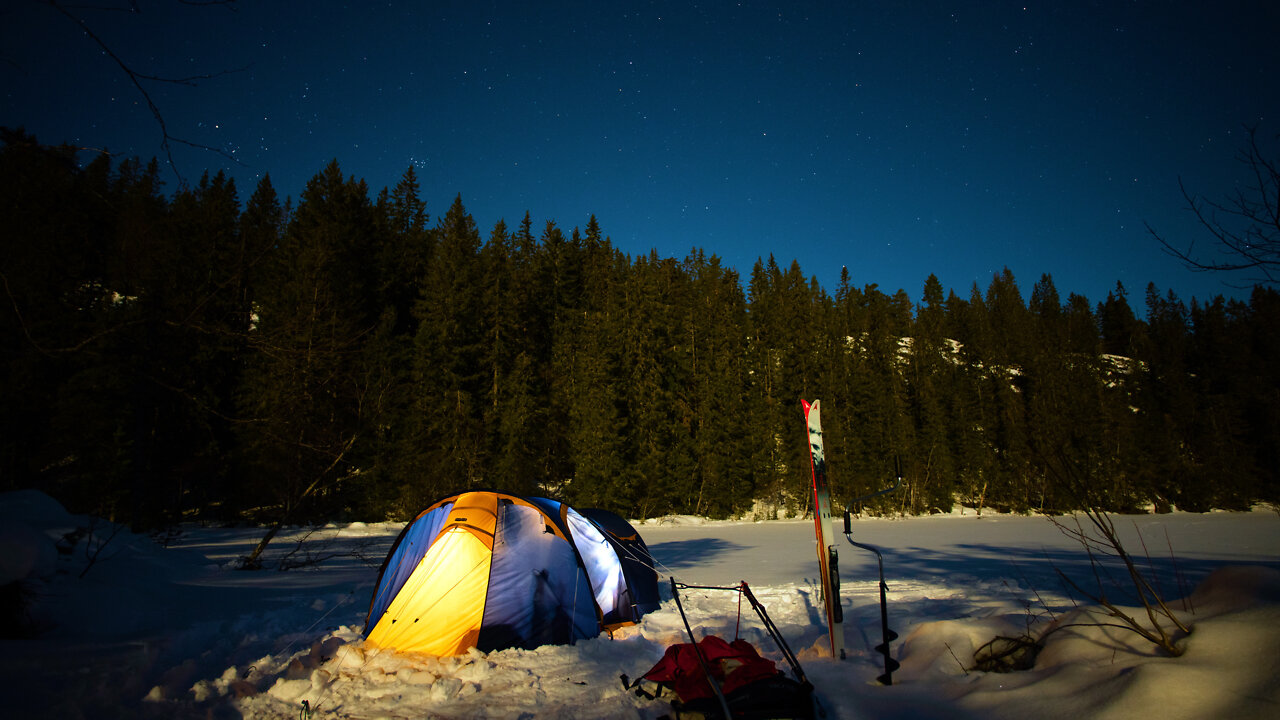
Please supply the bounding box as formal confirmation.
[4,1,1277,307]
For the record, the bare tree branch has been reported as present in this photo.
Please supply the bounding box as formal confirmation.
[1040,447,1193,657]
[238,433,360,569]
[1148,125,1280,287]
[42,0,251,186]
[132,64,252,87]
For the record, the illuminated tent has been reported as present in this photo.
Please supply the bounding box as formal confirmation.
[363,491,658,656]
[578,506,661,624]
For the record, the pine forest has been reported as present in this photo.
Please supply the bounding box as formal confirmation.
[3,132,1278,530]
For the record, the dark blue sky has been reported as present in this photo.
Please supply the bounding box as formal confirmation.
[4,1,1277,308]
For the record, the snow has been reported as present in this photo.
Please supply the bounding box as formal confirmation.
[2,492,1278,719]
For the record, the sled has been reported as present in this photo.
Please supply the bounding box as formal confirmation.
[623,578,816,720]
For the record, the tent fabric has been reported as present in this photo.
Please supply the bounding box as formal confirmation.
[363,491,657,656]
[364,498,455,632]
[474,499,598,652]
[528,497,630,624]
[366,521,493,655]
[578,507,662,621]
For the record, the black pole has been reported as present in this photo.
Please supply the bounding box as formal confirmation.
[842,456,903,685]
[739,581,809,687]
[844,533,900,685]
[670,577,734,719]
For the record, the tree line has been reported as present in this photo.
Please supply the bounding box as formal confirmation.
[2,130,1277,529]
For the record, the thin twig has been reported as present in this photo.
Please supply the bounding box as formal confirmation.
[943,642,970,675]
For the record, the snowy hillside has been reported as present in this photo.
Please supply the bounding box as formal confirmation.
[2,490,1278,719]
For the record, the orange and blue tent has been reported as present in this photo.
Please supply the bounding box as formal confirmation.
[363,490,658,656]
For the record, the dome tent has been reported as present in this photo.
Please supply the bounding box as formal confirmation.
[363,490,658,656]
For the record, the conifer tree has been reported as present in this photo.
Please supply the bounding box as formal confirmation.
[947,283,997,509]
[561,255,628,510]
[9,149,168,523]
[852,285,911,511]
[402,195,486,509]
[985,267,1031,367]
[2,137,101,505]
[1178,296,1255,509]
[903,274,957,512]
[982,270,1034,509]
[1242,287,1280,502]
[479,219,545,496]
[1024,274,1104,510]
[744,259,782,510]
[1127,283,1194,510]
[376,167,431,336]
[744,256,816,513]
[611,252,698,517]
[1064,292,1100,356]
[236,161,380,548]
[684,251,752,517]
[1098,281,1144,357]
[133,170,245,523]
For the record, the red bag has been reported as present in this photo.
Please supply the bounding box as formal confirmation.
[641,635,780,702]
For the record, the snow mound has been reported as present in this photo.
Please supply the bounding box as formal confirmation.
[0,520,57,585]
[1189,565,1280,615]
[0,489,78,532]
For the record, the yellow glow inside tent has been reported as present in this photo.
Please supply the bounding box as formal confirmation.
[364,492,504,655]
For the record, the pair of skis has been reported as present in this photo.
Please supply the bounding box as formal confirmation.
[801,399,901,685]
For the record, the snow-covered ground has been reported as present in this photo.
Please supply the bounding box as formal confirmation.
[2,489,1278,719]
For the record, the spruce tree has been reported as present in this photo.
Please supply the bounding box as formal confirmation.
[236,161,379,543]
[684,251,751,517]
[402,195,486,509]
[561,237,632,510]
[903,274,957,512]
[480,218,545,496]
[1098,281,1144,357]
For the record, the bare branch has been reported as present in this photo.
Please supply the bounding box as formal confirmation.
[1149,125,1280,287]
[77,516,126,579]
[132,64,253,87]
[238,433,360,569]
[1041,447,1193,656]
[42,0,251,186]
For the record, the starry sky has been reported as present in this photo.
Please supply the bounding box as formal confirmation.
[4,1,1277,308]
